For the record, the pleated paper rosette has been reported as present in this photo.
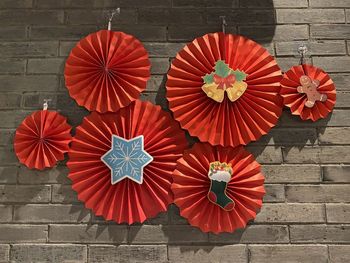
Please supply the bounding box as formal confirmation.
[67,100,188,224]
[65,30,151,113]
[14,110,72,170]
[280,64,336,121]
[172,143,265,234]
[166,32,283,147]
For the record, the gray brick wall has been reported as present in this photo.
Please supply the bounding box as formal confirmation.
[0,0,349,262]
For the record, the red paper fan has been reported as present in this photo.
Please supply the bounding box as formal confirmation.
[172,143,265,234]
[280,64,336,121]
[67,100,187,224]
[65,30,151,113]
[166,32,282,147]
[14,110,72,170]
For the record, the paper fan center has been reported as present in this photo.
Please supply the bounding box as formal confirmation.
[202,60,248,103]
[297,75,327,108]
[207,161,235,211]
[101,135,153,185]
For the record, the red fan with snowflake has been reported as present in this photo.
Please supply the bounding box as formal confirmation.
[67,100,188,224]
[14,110,72,170]
[166,32,282,147]
[280,64,336,121]
[172,143,265,234]
[65,29,151,113]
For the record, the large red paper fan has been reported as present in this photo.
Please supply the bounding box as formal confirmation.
[172,143,265,234]
[14,110,72,170]
[67,100,188,224]
[65,30,151,113]
[166,32,283,147]
[280,64,336,121]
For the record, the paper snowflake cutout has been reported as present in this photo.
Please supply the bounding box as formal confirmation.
[101,135,153,185]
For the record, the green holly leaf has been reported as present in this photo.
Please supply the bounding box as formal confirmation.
[214,60,230,78]
[203,72,214,84]
[232,70,247,81]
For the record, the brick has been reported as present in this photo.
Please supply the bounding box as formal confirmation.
[11,244,87,263]
[264,184,285,202]
[313,56,350,73]
[129,225,208,244]
[319,127,350,144]
[0,245,9,263]
[173,0,238,7]
[18,165,70,184]
[119,0,171,7]
[59,41,75,57]
[329,245,350,263]
[66,9,137,25]
[310,0,350,7]
[49,224,128,243]
[255,204,325,223]
[282,146,350,164]
[209,225,289,244]
[168,245,247,263]
[89,245,167,263]
[336,92,350,108]
[168,204,189,225]
[139,8,205,25]
[246,146,283,164]
[276,57,312,72]
[0,224,47,242]
[14,204,91,223]
[286,185,350,202]
[323,165,350,183]
[0,129,14,146]
[276,41,346,56]
[280,110,350,127]
[0,41,58,57]
[112,25,167,42]
[249,245,328,263]
[0,205,12,222]
[22,93,57,109]
[0,185,51,203]
[0,0,32,8]
[30,25,97,40]
[0,93,21,109]
[35,0,95,8]
[290,225,350,243]
[0,146,18,165]
[253,127,318,145]
[52,184,80,203]
[272,0,308,7]
[262,165,321,183]
[150,58,169,74]
[146,75,165,92]
[207,9,275,25]
[0,10,63,25]
[327,204,350,223]
[240,25,308,42]
[168,25,236,42]
[0,166,17,183]
[0,111,31,128]
[0,75,58,92]
[0,59,25,74]
[276,9,345,24]
[27,58,65,74]
[0,26,26,40]
[311,25,350,39]
[329,74,350,91]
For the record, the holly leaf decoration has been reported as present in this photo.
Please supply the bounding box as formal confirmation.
[203,73,214,84]
[231,70,247,82]
[214,60,230,78]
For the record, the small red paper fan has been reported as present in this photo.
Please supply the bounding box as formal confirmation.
[67,100,187,224]
[172,143,265,234]
[166,32,283,147]
[280,64,336,121]
[14,110,72,170]
[65,30,151,113]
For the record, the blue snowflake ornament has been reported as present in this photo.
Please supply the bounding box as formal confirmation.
[101,135,153,185]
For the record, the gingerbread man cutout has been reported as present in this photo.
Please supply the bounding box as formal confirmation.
[297,75,327,108]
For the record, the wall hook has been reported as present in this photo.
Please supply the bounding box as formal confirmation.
[107,8,120,30]
[220,16,227,34]
[43,99,52,110]
[297,44,308,65]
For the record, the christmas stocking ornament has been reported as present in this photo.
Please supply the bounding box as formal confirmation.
[207,161,235,211]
